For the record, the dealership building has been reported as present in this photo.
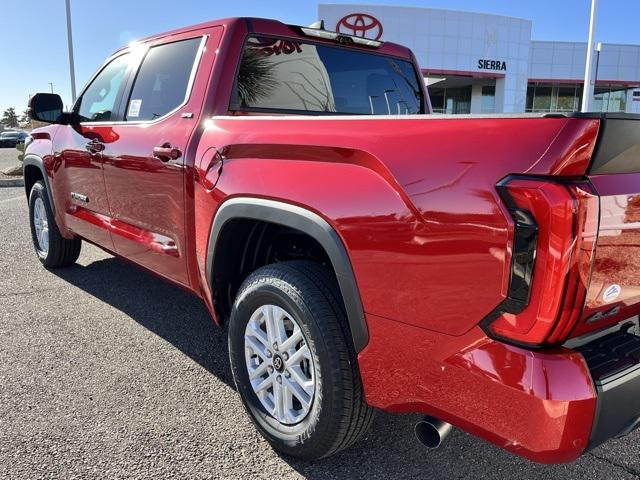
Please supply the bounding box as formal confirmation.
[318,4,640,114]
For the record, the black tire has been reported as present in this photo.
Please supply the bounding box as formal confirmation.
[228,260,374,460]
[28,180,81,268]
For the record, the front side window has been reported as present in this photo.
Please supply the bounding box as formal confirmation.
[232,36,424,115]
[77,53,131,122]
[125,37,201,121]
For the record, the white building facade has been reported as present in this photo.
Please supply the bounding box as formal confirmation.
[318,4,640,114]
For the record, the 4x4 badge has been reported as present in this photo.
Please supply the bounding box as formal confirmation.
[70,192,89,203]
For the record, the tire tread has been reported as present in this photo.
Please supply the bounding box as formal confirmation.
[229,260,374,460]
[29,181,81,268]
[286,261,375,456]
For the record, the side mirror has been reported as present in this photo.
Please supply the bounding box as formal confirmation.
[28,93,72,125]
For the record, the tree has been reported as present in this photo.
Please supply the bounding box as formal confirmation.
[1,108,19,128]
[236,48,277,106]
[16,141,26,163]
[19,109,30,129]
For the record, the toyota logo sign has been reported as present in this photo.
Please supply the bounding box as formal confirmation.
[336,13,383,41]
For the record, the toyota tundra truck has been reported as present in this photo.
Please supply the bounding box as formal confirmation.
[24,17,640,463]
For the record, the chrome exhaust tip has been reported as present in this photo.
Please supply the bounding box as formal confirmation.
[414,416,453,449]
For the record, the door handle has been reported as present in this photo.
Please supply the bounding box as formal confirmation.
[85,139,105,154]
[153,143,182,162]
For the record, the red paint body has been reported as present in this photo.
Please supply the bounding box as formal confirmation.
[26,17,640,464]
[576,173,640,336]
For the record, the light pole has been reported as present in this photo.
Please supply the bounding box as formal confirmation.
[581,0,598,112]
[65,0,77,102]
[593,42,603,110]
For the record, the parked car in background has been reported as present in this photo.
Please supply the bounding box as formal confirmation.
[0,130,29,148]
[23,17,640,464]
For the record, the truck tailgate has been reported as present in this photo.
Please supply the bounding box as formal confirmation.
[573,115,640,338]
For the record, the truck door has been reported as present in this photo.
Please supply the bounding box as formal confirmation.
[56,52,133,250]
[101,28,221,287]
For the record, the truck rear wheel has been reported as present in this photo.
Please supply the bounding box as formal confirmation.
[228,261,374,459]
[29,181,81,268]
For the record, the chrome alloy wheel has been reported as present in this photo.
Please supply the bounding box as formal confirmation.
[244,304,316,425]
[33,197,49,254]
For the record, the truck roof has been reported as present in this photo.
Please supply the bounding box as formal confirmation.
[129,17,415,60]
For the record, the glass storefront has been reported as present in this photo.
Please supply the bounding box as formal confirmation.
[593,86,627,112]
[526,83,581,113]
[429,86,472,114]
[426,74,496,115]
[526,82,630,113]
[481,85,496,113]
[427,78,632,115]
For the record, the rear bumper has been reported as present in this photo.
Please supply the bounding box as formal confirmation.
[578,325,640,448]
[358,313,640,464]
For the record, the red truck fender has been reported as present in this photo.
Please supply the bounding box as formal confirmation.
[23,154,56,215]
[206,197,369,352]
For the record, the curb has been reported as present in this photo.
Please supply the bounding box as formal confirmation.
[0,177,25,188]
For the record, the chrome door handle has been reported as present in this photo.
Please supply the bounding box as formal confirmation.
[153,143,182,162]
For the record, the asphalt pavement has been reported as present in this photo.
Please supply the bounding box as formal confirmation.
[1,185,640,479]
[0,148,20,172]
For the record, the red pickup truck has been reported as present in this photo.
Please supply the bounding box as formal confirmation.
[24,17,640,463]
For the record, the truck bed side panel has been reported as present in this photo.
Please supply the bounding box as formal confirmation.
[201,116,598,336]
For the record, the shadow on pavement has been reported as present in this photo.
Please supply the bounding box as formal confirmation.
[52,257,235,389]
[51,256,604,479]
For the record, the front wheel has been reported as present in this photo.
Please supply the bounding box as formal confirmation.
[29,180,81,268]
[228,261,374,460]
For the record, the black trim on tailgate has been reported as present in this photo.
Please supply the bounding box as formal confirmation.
[577,322,640,448]
[590,115,640,175]
[561,113,640,175]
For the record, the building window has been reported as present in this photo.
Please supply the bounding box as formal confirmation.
[526,84,534,112]
[527,82,629,113]
[594,86,628,112]
[532,84,553,112]
[481,85,495,113]
[428,86,471,114]
[556,85,580,112]
[527,82,577,113]
[429,88,444,113]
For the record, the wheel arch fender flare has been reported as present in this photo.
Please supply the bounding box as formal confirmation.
[23,154,56,215]
[206,197,369,352]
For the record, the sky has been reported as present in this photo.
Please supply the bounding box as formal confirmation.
[3,0,639,114]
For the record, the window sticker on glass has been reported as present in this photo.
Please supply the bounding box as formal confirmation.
[128,99,142,118]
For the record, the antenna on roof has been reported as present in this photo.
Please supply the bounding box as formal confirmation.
[308,20,325,30]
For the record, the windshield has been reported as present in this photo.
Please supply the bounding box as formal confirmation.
[1,132,20,138]
[232,36,425,115]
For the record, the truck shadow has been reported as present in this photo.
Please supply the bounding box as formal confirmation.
[51,256,235,389]
[51,256,617,479]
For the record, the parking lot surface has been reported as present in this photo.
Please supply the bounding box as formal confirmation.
[1,185,640,479]
[0,148,20,172]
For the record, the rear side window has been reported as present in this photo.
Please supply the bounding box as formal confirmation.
[125,37,201,121]
[232,36,424,115]
[77,53,131,122]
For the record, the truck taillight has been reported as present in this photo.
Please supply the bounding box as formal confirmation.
[482,177,600,347]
